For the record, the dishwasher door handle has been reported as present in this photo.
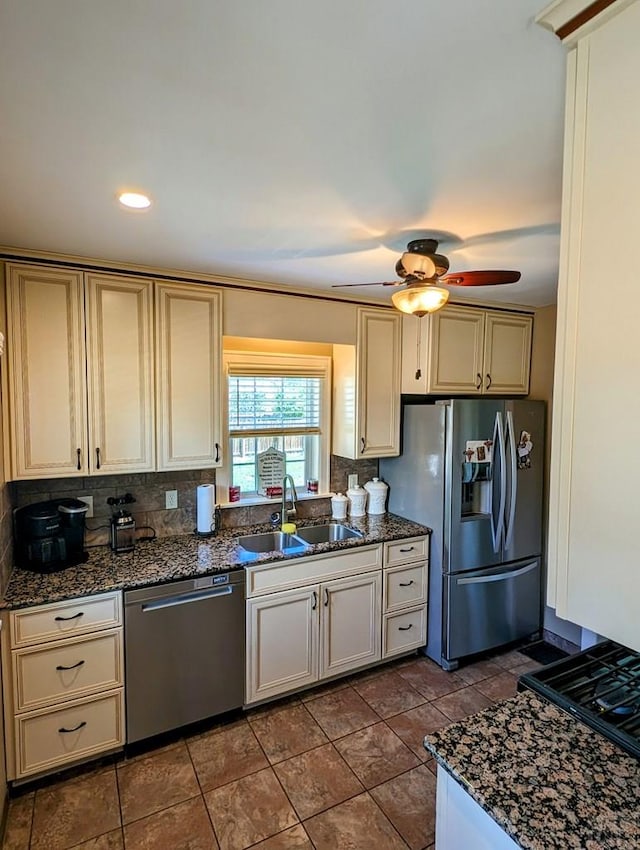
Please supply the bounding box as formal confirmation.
[140,585,233,612]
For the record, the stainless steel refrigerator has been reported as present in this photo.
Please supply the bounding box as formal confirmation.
[380,399,544,670]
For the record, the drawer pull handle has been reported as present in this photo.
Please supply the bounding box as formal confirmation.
[312,591,317,611]
[54,612,84,622]
[56,660,85,672]
[399,547,415,553]
[399,580,414,587]
[324,588,329,607]
[398,624,413,631]
[59,721,87,734]
[96,447,101,469]
[76,448,82,470]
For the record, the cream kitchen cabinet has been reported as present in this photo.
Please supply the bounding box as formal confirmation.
[401,305,532,396]
[245,544,383,704]
[2,592,125,780]
[333,307,402,459]
[537,0,640,650]
[5,264,154,478]
[155,282,223,471]
[382,536,429,658]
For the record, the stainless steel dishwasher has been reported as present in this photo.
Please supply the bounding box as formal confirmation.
[124,571,245,743]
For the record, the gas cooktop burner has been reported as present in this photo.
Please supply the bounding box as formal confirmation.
[519,640,640,759]
[594,677,638,715]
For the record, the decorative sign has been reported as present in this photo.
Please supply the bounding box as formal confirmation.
[256,447,286,496]
[464,439,493,464]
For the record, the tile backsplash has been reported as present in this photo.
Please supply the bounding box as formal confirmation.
[10,454,380,548]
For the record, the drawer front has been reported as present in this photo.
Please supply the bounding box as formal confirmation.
[11,592,122,648]
[247,545,382,596]
[15,690,124,779]
[13,629,123,713]
[384,537,428,568]
[383,606,427,658]
[384,563,428,613]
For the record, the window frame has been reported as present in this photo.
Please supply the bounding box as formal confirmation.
[218,350,332,504]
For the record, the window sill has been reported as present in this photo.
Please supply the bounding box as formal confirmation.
[220,492,332,509]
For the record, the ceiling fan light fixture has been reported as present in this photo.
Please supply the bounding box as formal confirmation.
[391,284,450,317]
[399,251,437,280]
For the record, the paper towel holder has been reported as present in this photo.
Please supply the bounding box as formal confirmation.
[194,504,221,538]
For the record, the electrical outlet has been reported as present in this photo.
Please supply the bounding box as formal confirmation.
[347,474,358,490]
[165,490,178,510]
[77,495,94,518]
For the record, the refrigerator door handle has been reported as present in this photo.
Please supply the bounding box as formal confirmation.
[504,410,518,549]
[491,411,506,553]
[456,562,538,585]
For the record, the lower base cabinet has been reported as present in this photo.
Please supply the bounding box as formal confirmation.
[245,536,429,705]
[246,572,382,705]
[2,591,124,781]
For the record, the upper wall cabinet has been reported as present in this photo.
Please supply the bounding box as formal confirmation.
[333,308,401,459]
[401,305,533,396]
[4,264,224,480]
[155,283,222,471]
[85,274,155,475]
[6,265,155,479]
[538,0,640,650]
[6,265,88,479]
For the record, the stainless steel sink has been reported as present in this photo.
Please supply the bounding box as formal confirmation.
[235,531,307,554]
[295,523,363,544]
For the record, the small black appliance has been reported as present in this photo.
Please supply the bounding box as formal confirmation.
[107,493,136,554]
[14,498,89,572]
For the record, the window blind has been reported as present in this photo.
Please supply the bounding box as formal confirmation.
[228,375,322,436]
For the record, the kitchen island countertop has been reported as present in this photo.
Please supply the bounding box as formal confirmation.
[2,512,429,609]
[424,689,640,850]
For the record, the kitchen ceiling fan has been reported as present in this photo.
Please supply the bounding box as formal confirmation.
[333,238,521,317]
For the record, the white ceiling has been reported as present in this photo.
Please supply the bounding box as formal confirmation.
[0,1,566,308]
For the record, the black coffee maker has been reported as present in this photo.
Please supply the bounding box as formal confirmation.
[14,498,89,572]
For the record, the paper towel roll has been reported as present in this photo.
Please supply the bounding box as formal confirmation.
[196,484,216,533]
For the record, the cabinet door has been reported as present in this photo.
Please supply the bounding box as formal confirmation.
[547,2,640,649]
[155,283,223,470]
[482,312,532,395]
[356,309,401,457]
[426,305,485,394]
[246,587,319,704]
[85,274,155,474]
[5,265,87,479]
[319,572,381,679]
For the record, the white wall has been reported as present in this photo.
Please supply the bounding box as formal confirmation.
[529,305,581,646]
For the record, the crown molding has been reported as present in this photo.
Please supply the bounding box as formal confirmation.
[536,0,634,42]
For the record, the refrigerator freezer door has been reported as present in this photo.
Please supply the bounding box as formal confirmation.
[502,400,545,563]
[446,399,505,573]
[445,559,540,661]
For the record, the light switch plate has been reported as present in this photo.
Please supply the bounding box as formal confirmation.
[347,474,358,490]
[77,495,94,518]
[165,490,178,509]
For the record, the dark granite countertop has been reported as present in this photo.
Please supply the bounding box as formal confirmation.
[2,513,430,609]
[424,690,640,850]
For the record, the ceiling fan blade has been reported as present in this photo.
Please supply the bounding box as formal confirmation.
[441,270,521,287]
[331,281,404,288]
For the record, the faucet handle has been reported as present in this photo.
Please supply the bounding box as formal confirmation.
[270,511,281,527]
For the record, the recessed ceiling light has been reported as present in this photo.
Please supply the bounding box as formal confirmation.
[118,191,152,210]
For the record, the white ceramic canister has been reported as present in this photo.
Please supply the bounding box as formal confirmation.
[331,492,348,520]
[364,477,388,515]
[346,484,367,517]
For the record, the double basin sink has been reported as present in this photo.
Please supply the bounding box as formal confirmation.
[236,523,362,557]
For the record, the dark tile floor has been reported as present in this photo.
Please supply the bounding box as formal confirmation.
[2,648,541,850]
